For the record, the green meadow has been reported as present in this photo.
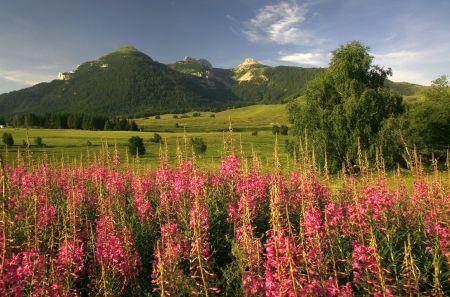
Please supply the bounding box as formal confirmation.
[135,104,288,132]
[1,104,292,169]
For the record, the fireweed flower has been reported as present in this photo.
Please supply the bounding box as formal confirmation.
[219,154,240,181]
[152,223,189,295]
[0,248,45,296]
[132,177,155,222]
[188,173,219,295]
[95,215,141,285]
[53,238,85,295]
[264,174,301,297]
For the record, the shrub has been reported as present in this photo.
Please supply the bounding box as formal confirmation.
[190,137,207,155]
[210,114,215,118]
[128,136,146,156]
[280,125,288,135]
[175,123,180,128]
[2,132,14,146]
[251,130,258,136]
[155,115,161,120]
[173,115,179,119]
[272,125,280,135]
[150,133,163,144]
[130,121,139,131]
[192,112,201,117]
[34,137,44,147]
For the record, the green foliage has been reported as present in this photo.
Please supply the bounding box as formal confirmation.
[150,133,163,144]
[251,130,258,136]
[155,115,160,119]
[34,137,44,147]
[288,41,405,171]
[173,115,178,119]
[130,120,139,131]
[210,114,215,118]
[190,137,207,155]
[128,136,146,156]
[406,75,450,160]
[272,125,280,135]
[279,125,288,135]
[2,132,14,146]
[192,112,201,117]
[10,112,137,131]
[284,139,298,158]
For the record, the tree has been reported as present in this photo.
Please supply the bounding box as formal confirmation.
[2,132,14,146]
[34,137,44,147]
[288,41,404,171]
[406,74,449,160]
[280,125,289,135]
[272,125,280,135]
[190,137,207,155]
[128,136,146,156]
[150,133,163,144]
[130,120,139,131]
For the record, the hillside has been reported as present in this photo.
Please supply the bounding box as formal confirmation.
[0,46,237,118]
[170,57,325,104]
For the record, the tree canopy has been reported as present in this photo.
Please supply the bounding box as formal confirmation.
[288,41,404,172]
[128,136,146,156]
[406,75,450,161]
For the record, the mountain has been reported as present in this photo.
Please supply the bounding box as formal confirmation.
[230,59,325,104]
[0,46,426,118]
[0,46,237,118]
[170,57,325,104]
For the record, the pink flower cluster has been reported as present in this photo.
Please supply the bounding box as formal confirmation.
[95,215,141,283]
[0,248,45,296]
[151,223,188,295]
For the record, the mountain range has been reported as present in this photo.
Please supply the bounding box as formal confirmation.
[0,46,424,118]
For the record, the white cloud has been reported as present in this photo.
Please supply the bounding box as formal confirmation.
[373,51,423,67]
[388,70,431,86]
[0,68,54,86]
[372,50,448,85]
[242,1,319,45]
[279,51,329,66]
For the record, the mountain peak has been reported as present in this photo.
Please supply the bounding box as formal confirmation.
[182,56,213,68]
[115,45,139,53]
[234,58,263,73]
[241,58,259,66]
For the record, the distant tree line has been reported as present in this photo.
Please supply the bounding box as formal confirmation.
[9,113,139,131]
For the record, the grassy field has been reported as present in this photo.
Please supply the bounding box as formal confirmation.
[134,104,288,132]
[1,105,292,169]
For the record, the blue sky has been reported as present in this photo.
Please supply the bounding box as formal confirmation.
[1,0,449,94]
